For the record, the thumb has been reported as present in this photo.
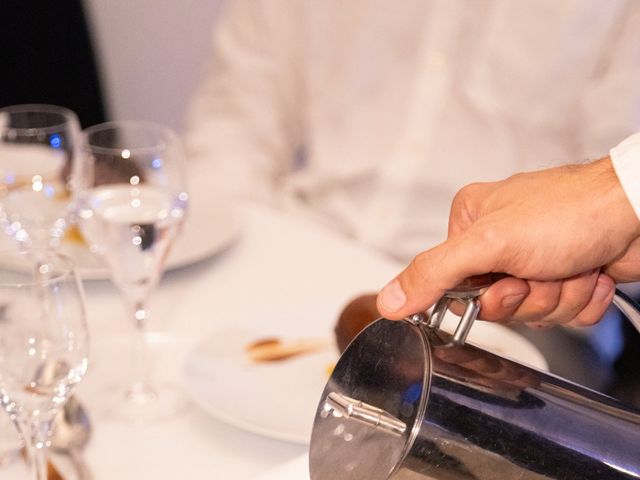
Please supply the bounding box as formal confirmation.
[376,227,505,319]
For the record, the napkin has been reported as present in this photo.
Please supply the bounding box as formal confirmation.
[255,454,308,480]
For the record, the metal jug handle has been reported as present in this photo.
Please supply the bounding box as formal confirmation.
[409,274,640,346]
[407,273,495,345]
[611,288,640,334]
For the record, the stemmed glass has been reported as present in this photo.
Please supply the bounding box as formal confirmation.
[0,250,89,480]
[72,121,188,422]
[0,104,82,250]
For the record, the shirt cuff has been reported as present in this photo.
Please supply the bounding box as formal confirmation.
[610,132,640,221]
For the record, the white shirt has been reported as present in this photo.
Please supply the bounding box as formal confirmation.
[185,0,640,262]
[611,132,640,221]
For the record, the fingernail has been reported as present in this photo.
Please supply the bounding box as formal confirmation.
[502,293,526,309]
[379,280,407,312]
[593,280,612,302]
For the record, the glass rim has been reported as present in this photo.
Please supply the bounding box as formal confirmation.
[0,250,78,289]
[83,120,181,156]
[0,104,80,134]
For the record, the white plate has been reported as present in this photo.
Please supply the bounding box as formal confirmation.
[183,327,337,445]
[59,196,240,279]
[183,318,548,445]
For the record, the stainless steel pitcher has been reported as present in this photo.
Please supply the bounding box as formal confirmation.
[309,283,640,480]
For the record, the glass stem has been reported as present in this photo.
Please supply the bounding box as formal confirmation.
[24,418,52,480]
[128,301,155,403]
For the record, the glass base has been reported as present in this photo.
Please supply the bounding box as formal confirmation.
[99,382,187,425]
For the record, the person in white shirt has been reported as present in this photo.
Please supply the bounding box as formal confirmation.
[378,132,640,328]
[185,0,640,263]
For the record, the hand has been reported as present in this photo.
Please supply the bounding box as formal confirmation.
[377,157,640,327]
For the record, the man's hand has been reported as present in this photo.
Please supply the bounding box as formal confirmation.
[377,157,640,327]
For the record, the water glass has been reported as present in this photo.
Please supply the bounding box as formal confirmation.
[0,250,89,480]
[73,120,188,422]
[0,104,81,250]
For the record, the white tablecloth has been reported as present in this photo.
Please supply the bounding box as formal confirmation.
[75,202,402,479]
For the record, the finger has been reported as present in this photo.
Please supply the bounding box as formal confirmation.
[567,274,616,327]
[509,280,563,324]
[477,276,530,322]
[536,270,600,324]
[377,226,508,320]
[605,236,640,282]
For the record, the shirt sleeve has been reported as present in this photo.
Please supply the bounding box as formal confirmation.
[183,0,303,204]
[610,132,640,220]
[576,2,640,160]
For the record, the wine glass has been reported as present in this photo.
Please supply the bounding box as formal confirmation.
[0,104,82,250]
[0,250,89,480]
[72,120,188,422]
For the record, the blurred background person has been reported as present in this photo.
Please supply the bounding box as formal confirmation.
[183,0,640,401]
[184,0,640,262]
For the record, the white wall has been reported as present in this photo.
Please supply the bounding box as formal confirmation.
[85,0,225,132]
